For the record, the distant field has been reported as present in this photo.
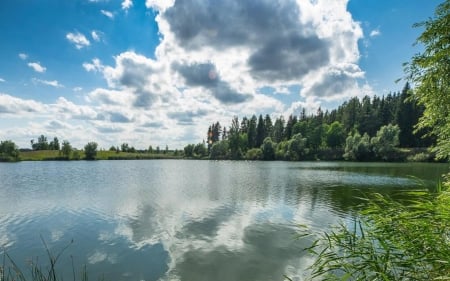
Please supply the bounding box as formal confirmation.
[19,150,183,161]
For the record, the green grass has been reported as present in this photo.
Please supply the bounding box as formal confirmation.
[18,150,183,161]
[19,150,65,161]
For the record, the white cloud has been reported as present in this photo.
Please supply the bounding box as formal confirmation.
[27,62,46,73]
[101,10,114,19]
[83,58,104,72]
[66,32,90,49]
[145,0,174,11]
[18,53,28,60]
[32,78,64,88]
[122,0,133,11]
[0,78,5,82]
[370,28,381,37]
[0,93,47,115]
[73,87,83,92]
[91,30,101,42]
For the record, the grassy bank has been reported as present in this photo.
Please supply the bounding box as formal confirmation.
[18,150,183,161]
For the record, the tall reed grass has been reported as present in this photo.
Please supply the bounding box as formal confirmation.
[299,181,450,280]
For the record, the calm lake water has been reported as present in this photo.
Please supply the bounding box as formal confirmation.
[0,160,448,280]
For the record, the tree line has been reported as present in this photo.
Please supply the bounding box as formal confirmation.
[0,83,439,162]
[184,83,436,161]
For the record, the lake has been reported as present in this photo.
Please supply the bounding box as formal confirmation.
[0,160,448,281]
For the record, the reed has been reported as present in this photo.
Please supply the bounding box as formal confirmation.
[0,238,96,281]
[301,182,450,280]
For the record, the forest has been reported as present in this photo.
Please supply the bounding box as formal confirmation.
[184,82,437,162]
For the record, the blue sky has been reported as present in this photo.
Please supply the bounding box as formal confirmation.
[0,0,442,149]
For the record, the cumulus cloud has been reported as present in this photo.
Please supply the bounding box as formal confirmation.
[28,62,46,73]
[32,78,64,88]
[122,0,133,11]
[66,32,90,49]
[151,0,368,100]
[0,93,47,114]
[101,10,114,19]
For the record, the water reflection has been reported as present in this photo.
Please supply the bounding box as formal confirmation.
[0,160,447,281]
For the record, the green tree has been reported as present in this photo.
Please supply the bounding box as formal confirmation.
[84,142,98,160]
[275,140,290,160]
[344,132,372,161]
[0,140,20,161]
[371,124,400,160]
[121,143,129,152]
[287,133,308,160]
[49,137,60,150]
[31,135,49,150]
[193,142,207,157]
[184,144,195,157]
[292,120,306,136]
[210,140,229,160]
[255,114,266,148]
[405,1,450,159]
[264,114,273,138]
[261,137,275,160]
[272,116,285,143]
[247,115,257,149]
[60,140,72,159]
[245,148,262,160]
[228,116,242,159]
[325,121,346,148]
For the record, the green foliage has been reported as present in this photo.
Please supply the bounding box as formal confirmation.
[31,135,49,150]
[60,140,72,159]
[371,124,400,160]
[261,137,275,160]
[184,144,195,157]
[49,137,60,151]
[228,116,242,159]
[83,142,98,160]
[0,140,20,161]
[209,140,229,160]
[344,132,372,161]
[245,147,262,160]
[305,188,450,280]
[287,133,308,160]
[193,142,207,158]
[325,121,346,148]
[405,0,450,159]
[275,140,290,160]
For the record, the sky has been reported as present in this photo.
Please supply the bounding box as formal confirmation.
[0,0,442,149]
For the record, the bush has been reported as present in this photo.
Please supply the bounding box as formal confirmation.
[0,140,20,162]
[84,142,98,160]
[245,148,262,160]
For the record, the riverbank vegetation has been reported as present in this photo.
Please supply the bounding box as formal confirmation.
[300,183,450,280]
